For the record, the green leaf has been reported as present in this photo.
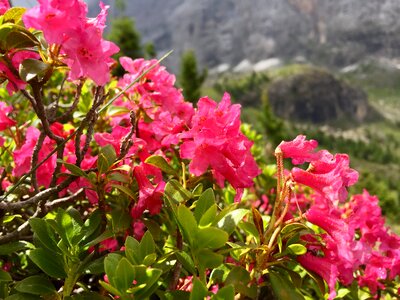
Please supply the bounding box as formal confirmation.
[269,270,304,300]
[195,227,228,249]
[164,180,192,203]
[131,267,162,298]
[145,155,177,176]
[139,231,156,261]
[111,210,131,233]
[175,251,197,275]
[28,248,66,278]
[177,205,198,245]
[0,24,38,50]
[29,218,59,252]
[216,208,248,234]
[2,214,22,223]
[104,253,123,287]
[189,278,208,300]
[19,59,52,82]
[114,257,135,293]
[99,280,121,297]
[5,293,41,300]
[15,275,56,296]
[194,188,215,223]
[57,159,88,178]
[3,7,26,24]
[225,266,250,286]
[0,270,11,282]
[280,223,308,236]
[198,204,217,228]
[101,144,117,167]
[111,184,136,200]
[108,172,130,183]
[70,292,109,299]
[196,249,224,269]
[287,244,307,255]
[83,230,114,248]
[125,236,140,265]
[97,153,110,174]
[58,209,82,246]
[142,253,157,266]
[82,210,102,241]
[212,285,235,300]
[0,241,29,255]
[83,256,105,275]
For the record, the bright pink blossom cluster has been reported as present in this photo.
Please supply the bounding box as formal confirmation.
[278,135,400,298]
[23,0,119,85]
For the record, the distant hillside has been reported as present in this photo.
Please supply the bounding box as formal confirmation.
[89,0,400,71]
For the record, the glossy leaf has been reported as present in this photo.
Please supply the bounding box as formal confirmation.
[164,180,192,203]
[287,244,307,255]
[196,249,224,269]
[19,59,51,82]
[0,270,11,282]
[177,204,198,244]
[216,208,248,234]
[175,251,197,275]
[3,7,26,24]
[29,219,59,252]
[114,257,135,293]
[194,188,215,223]
[139,230,156,261]
[57,159,88,178]
[189,278,208,300]
[195,227,228,249]
[145,155,177,176]
[212,284,235,300]
[28,248,66,278]
[269,270,304,300]
[198,204,217,228]
[15,275,56,296]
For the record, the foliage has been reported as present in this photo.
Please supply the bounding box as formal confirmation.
[0,1,400,300]
[178,50,207,104]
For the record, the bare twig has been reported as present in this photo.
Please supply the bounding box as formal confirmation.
[31,131,46,192]
[45,188,84,209]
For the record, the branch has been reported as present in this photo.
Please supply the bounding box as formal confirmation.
[30,131,46,192]
[0,208,40,244]
[45,188,84,209]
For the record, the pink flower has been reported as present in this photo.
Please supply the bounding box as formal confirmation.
[0,102,16,131]
[292,151,358,202]
[62,4,119,85]
[116,57,194,150]
[23,0,87,45]
[180,93,260,200]
[0,0,10,15]
[24,1,118,85]
[130,164,165,218]
[13,126,57,187]
[277,135,320,165]
[0,51,40,95]
[298,253,338,300]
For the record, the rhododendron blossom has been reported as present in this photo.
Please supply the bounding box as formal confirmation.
[180,93,261,200]
[0,102,16,131]
[277,134,320,164]
[23,1,118,85]
[0,0,9,15]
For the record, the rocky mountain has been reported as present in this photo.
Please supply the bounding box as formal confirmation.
[88,0,400,72]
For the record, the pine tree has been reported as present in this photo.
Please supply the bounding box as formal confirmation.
[178,50,207,104]
[107,17,143,76]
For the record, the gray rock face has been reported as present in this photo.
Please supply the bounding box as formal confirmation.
[90,0,400,71]
[267,69,374,124]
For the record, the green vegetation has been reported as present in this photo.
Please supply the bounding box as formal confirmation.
[178,50,207,103]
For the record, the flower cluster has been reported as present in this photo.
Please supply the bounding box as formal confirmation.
[278,135,400,299]
[23,0,119,85]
